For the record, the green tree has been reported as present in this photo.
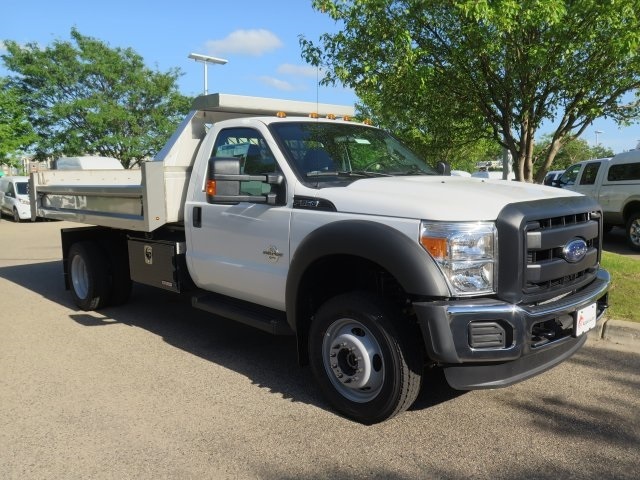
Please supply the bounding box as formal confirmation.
[2,29,192,168]
[534,134,614,171]
[302,0,640,182]
[355,96,500,173]
[0,78,37,167]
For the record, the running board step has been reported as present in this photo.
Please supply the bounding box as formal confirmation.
[191,292,293,336]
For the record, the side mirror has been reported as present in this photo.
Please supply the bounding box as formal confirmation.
[436,161,451,176]
[207,157,283,205]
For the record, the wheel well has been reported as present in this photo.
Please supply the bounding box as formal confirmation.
[61,227,130,290]
[295,254,414,365]
[623,201,640,223]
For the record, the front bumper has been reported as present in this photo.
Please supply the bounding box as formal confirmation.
[17,203,31,220]
[414,268,610,390]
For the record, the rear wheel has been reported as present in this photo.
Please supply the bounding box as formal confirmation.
[68,241,111,310]
[308,292,422,424]
[626,213,640,251]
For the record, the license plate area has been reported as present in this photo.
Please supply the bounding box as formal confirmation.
[574,303,597,337]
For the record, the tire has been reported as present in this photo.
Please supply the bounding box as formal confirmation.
[308,292,423,424]
[68,241,111,310]
[626,213,640,252]
[12,208,21,222]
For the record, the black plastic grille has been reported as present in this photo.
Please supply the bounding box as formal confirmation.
[468,321,507,349]
[524,212,600,300]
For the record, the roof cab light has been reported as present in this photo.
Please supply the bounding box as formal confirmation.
[420,221,498,296]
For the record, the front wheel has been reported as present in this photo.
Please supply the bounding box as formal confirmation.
[626,213,640,251]
[12,208,21,222]
[308,292,422,424]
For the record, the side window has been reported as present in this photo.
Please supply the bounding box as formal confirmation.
[559,164,582,186]
[212,128,278,196]
[607,162,640,182]
[579,162,600,185]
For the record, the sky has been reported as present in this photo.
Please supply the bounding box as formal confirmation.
[2,0,639,155]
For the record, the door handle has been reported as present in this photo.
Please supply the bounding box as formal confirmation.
[193,206,202,228]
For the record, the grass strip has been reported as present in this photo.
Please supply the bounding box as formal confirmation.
[601,252,640,323]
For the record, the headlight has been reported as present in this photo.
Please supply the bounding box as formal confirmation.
[420,221,497,296]
[18,198,30,205]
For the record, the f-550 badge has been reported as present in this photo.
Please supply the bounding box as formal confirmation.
[262,245,283,263]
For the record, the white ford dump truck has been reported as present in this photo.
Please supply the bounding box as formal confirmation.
[31,94,610,424]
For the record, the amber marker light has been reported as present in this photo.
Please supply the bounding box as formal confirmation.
[309,112,319,118]
[326,113,336,120]
[276,111,287,118]
[420,236,448,260]
[206,179,216,196]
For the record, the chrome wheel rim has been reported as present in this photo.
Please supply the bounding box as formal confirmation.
[630,218,640,247]
[322,318,385,403]
[70,254,89,299]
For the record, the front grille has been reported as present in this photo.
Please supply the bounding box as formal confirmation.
[524,212,600,301]
[495,196,603,305]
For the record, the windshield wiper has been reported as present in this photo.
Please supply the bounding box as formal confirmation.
[305,170,388,178]
[348,170,393,177]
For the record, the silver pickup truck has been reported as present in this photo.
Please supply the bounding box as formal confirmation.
[556,151,640,250]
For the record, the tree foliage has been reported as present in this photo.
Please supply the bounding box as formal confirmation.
[302,0,640,182]
[534,134,614,171]
[354,93,499,173]
[0,78,37,167]
[2,29,192,168]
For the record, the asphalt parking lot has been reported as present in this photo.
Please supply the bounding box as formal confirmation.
[1,219,639,479]
[603,226,640,259]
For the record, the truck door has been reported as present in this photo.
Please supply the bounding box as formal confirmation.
[571,161,602,200]
[185,127,290,311]
[557,163,582,189]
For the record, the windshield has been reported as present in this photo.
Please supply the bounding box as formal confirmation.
[16,182,29,195]
[270,122,437,186]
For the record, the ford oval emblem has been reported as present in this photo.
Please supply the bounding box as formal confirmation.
[562,238,588,263]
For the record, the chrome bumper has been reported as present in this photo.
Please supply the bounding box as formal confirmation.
[413,268,610,389]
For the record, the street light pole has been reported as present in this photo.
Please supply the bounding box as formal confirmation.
[188,53,228,96]
[595,130,603,146]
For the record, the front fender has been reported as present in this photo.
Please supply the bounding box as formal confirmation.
[285,220,450,331]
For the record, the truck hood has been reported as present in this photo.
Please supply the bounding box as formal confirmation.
[304,176,582,221]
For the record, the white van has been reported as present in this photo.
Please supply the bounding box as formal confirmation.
[0,176,31,222]
[55,156,123,170]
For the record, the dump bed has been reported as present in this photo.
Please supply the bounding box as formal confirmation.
[30,93,354,231]
[30,163,168,231]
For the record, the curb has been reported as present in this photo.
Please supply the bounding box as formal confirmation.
[598,318,640,348]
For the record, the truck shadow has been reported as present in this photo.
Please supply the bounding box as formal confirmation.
[603,226,640,258]
[0,260,462,417]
